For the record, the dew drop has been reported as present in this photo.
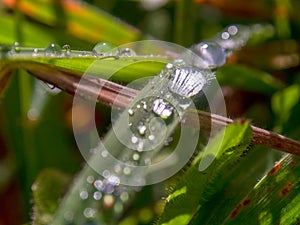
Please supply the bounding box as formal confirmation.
[93,191,102,200]
[152,99,173,119]
[32,48,39,57]
[64,211,74,222]
[102,170,110,178]
[120,191,129,202]
[93,42,119,56]
[168,67,207,97]
[192,41,226,68]
[108,175,120,186]
[137,124,147,136]
[83,208,96,218]
[133,153,140,161]
[148,134,155,141]
[123,167,131,175]
[166,63,173,69]
[214,25,251,51]
[12,42,20,53]
[131,135,139,144]
[87,175,95,184]
[94,180,104,191]
[221,32,230,40]
[114,164,122,173]
[137,141,144,151]
[128,108,134,116]
[101,150,108,158]
[79,190,89,200]
[45,43,62,56]
[62,44,71,51]
[228,25,238,35]
[118,47,136,56]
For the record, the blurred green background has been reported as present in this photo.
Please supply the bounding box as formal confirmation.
[0,0,299,224]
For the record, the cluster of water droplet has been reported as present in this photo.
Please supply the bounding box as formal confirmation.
[4,41,137,60]
[212,25,251,54]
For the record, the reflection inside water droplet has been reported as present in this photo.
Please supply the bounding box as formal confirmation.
[168,67,207,97]
[93,42,119,56]
[45,43,62,56]
[192,41,226,68]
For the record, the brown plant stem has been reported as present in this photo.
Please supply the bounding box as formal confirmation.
[22,62,300,156]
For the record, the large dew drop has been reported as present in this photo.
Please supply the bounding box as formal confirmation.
[45,43,62,56]
[93,42,119,56]
[192,41,226,68]
[152,99,173,119]
[168,67,207,97]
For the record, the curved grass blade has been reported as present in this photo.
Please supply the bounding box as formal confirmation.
[216,64,284,95]
[32,169,71,225]
[222,154,300,225]
[157,121,252,225]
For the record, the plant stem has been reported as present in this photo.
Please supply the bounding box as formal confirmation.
[22,63,300,156]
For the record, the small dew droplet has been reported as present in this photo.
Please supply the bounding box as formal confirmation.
[32,48,39,57]
[137,124,147,136]
[123,167,131,175]
[152,99,173,119]
[128,108,134,116]
[12,42,20,53]
[148,134,155,141]
[131,135,139,144]
[87,175,95,184]
[45,43,62,56]
[83,208,96,219]
[133,153,140,161]
[94,180,104,191]
[93,191,102,200]
[93,42,119,56]
[120,192,129,202]
[79,190,89,200]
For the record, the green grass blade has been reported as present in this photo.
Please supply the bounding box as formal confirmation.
[222,154,300,225]
[216,64,284,95]
[157,121,252,225]
[32,169,71,225]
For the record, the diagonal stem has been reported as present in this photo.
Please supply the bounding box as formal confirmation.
[23,62,300,156]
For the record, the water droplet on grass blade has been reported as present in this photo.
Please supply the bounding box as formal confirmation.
[152,99,173,119]
[168,67,207,97]
[137,124,147,135]
[12,42,20,53]
[93,42,119,56]
[45,43,62,56]
[93,191,102,200]
[192,41,226,68]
